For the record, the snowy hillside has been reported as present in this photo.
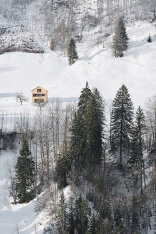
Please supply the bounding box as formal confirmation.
[0,150,47,234]
[0,5,156,232]
[0,22,155,108]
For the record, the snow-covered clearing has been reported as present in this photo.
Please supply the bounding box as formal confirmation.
[0,151,45,234]
[0,22,155,108]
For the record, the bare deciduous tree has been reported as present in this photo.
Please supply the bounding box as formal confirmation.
[16,92,28,106]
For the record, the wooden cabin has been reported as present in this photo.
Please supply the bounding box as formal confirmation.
[32,86,48,103]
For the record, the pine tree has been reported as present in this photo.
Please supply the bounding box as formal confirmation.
[111,85,134,167]
[15,137,35,203]
[67,38,78,65]
[113,16,129,57]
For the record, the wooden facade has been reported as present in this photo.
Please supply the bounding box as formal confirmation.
[32,86,48,103]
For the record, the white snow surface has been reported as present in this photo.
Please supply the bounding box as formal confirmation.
[0,22,155,108]
[0,151,45,234]
[0,21,156,233]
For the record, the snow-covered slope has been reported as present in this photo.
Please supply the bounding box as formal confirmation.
[0,22,155,107]
[0,151,44,234]
[0,21,156,234]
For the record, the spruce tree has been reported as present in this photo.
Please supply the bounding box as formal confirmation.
[129,106,146,168]
[57,193,68,234]
[15,137,35,203]
[55,153,71,189]
[92,88,105,163]
[113,16,128,57]
[74,195,88,234]
[70,82,92,173]
[67,38,78,65]
[111,85,134,167]
[129,107,146,194]
[147,34,152,43]
[85,90,104,166]
[67,207,75,234]
[87,215,98,234]
[114,204,124,234]
[70,112,83,183]
[130,194,140,233]
[70,83,104,178]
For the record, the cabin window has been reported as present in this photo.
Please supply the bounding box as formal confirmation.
[33,94,42,97]
[34,99,44,103]
[37,89,41,93]
[42,94,45,96]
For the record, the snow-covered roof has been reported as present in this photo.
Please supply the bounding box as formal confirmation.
[32,86,48,92]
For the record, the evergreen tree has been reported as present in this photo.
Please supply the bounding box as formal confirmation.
[113,16,129,57]
[15,137,35,203]
[70,112,83,184]
[67,208,75,234]
[85,91,104,166]
[74,195,88,234]
[55,153,71,189]
[111,85,134,167]
[114,204,124,234]
[129,107,146,194]
[78,82,92,117]
[129,107,146,168]
[57,193,68,234]
[70,83,105,178]
[67,38,78,65]
[70,82,92,173]
[130,194,140,233]
[92,88,105,164]
[147,34,152,43]
[87,215,98,234]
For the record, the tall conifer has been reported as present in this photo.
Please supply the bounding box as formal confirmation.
[129,107,146,194]
[113,16,128,57]
[111,85,134,167]
[15,137,35,203]
[70,83,104,176]
[57,193,68,234]
[67,38,78,65]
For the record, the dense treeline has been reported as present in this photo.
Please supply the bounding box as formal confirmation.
[8,82,156,233]
[53,83,155,234]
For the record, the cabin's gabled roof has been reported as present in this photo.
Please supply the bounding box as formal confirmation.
[32,86,48,92]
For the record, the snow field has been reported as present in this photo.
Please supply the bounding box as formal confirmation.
[0,22,155,108]
[0,21,155,233]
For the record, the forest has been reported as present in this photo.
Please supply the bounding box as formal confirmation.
[4,83,155,234]
[0,0,155,233]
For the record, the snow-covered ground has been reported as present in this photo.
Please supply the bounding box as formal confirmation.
[0,21,156,233]
[0,22,155,108]
[0,151,45,234]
